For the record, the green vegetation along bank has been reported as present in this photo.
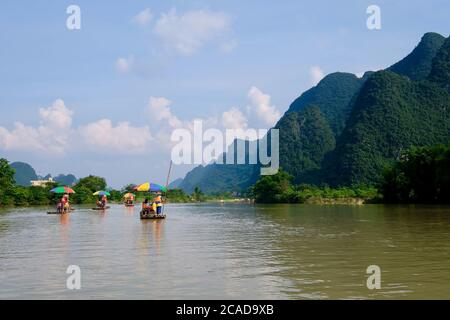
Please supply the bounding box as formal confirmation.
[0,158,235,207]
[250,142,450,204]
[3,141,450,207]
[381,142,450,203]
[251,169,379,204]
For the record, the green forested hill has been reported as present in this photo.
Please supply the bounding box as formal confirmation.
[286,72,366,136]
[179,72,366,193]
[277,106,335,183]
[179,32,450,194]
[428,36,450,87]
[54,174,77,186]
[323,70,450,186]
[10,162,38,186]
[179,162,259,194]
[388,32,446,81]
[9,161,77,187]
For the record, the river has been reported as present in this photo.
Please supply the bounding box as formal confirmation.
[1,203,450,299]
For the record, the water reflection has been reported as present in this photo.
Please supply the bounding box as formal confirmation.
[59,212,70,227]
[140,220,164,254]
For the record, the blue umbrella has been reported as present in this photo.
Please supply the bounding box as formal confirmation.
[134,183,167,193]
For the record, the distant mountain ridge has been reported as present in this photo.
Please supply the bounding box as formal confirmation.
[10,162,37,186]
[10,161,77,186]
[285,72,369,136]
[179,32,450,193]
[179,72,369,193]
[388,32,446,81]
[168,178,183,189]
[323,70,450,186]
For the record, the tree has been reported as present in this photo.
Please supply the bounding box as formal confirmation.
[28,186,53,205]
[380,143,450,203]
[192,186,204,202]
[252,169,294,203]
[12,187,31,206]
[71,175,107,204]
[74,175,107,193]
[0,159,16,205]
[109,190,123,202]
[72,186,95,204]
[166,189,190,203]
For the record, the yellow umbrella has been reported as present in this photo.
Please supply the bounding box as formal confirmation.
[134,182,167,192]
[93,191,110,196]
[135,183,150,192]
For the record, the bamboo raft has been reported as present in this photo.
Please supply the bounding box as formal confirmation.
[140,211,166,220]
[92,206,110,211]
[47,208,75,215]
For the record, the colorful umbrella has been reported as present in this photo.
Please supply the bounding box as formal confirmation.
[93,191,111,196]
[134,183,167,193]
[50,186,75,194]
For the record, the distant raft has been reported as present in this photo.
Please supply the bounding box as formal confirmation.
[92,206,110,211]
[47,208,75,215]
[140,211,166,220]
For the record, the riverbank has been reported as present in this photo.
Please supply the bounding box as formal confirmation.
[304,197,366,205]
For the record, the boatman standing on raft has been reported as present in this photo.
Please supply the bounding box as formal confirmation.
[154,192,163,215]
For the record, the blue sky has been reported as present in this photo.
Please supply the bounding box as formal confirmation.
[0,0,449,188]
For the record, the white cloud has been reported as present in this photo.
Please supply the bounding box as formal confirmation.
[39,99,73,128]
[221,107,247,130]
[116,56,134,73]
[132,8,153,26]
[0,99,74,154]
[0,100,154,155]
[153,8,231,55]
[247,87,281,127]
[148,97,182,128]
[79,119,152,153]
[310,66,325,86]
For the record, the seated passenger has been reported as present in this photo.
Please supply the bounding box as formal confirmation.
[142,199,151,214]
[61,195,70,213]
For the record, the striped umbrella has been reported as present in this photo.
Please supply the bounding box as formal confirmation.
[93,191,111,196]
[50,186,75,194]
[134,183,167,193]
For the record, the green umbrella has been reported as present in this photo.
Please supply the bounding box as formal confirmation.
[134,183,167,193]
[50,186,75,194]
[93,191,111,196]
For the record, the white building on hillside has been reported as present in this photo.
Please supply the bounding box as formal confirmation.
[31,177,55,187]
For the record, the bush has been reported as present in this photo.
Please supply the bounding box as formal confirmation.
[381,142,450,203]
